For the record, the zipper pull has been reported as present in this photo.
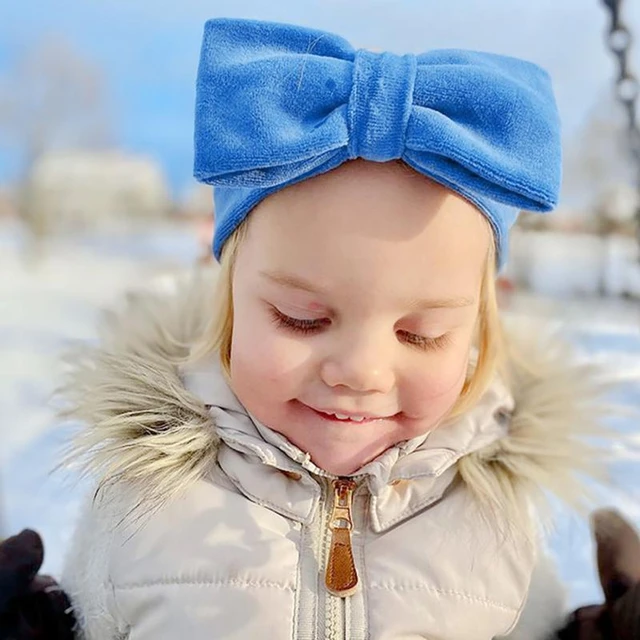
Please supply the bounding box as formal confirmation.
[325,479,359,597]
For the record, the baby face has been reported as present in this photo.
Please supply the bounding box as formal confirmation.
[229,160,491,476]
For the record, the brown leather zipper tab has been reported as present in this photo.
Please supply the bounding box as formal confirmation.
[325,479,359,597]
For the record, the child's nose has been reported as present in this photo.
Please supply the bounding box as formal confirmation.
[319,333,395,394]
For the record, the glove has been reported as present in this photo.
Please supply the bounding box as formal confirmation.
[556,508,640,639]
[0,529,75,639]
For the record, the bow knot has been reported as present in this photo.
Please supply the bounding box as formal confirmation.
[347,50,417,161]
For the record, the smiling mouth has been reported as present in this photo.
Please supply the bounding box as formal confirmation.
[308,406,397,424]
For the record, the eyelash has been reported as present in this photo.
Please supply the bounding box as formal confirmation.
[270,307,330,335]
[269,307,451,351]
[396,330,452,352]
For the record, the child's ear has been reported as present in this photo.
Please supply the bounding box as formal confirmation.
[592,509,640,605]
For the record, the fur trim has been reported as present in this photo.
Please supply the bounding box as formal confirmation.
[458,317,616,531]
[58,268,220,517]
[58,267,615,524]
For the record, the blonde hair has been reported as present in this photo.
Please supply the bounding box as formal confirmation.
[191,221,505,417]
[448,241,504,418]
[190,223,247,371]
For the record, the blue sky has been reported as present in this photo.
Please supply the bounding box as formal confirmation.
[1,0,639,197]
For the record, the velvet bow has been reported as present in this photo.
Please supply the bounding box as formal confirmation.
[194,18,562,262]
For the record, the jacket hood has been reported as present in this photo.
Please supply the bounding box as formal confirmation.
[59,266,614,528]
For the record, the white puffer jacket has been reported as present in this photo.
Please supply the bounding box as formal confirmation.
[60,270,608,640]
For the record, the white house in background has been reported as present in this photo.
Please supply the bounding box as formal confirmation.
[27,150,171,229]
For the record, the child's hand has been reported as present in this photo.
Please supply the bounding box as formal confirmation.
[0,529,75,639]
[556,509,640,639]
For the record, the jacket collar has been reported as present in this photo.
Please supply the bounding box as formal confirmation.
[182,354,512,531]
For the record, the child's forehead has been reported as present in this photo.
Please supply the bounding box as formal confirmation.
[240,162,491,290]
[250,160,489,244]
[277,160,439,201]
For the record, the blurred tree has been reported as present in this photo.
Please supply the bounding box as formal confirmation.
[562,90,636,232]
[0,35,114,257]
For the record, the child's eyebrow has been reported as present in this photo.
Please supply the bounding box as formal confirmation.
[260,270,323,295]
[405,296,476,310]
[259,270,475,310]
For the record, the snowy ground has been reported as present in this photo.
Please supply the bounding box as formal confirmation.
[0,221,201,569]
[1,221,639,612]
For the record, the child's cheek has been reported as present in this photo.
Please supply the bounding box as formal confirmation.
[232,322,316,385]
[403,351,469,417]
[423,358,468,398]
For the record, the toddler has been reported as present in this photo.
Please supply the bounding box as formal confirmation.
[61,18,608,640]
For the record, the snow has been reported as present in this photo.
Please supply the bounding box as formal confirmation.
[1,221,639,613]
[508,230,640,299]
[0,222,200,566]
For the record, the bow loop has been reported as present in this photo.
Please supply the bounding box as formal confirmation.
[347,50,417,161]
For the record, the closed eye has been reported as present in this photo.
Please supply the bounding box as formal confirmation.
[396,330,452,352]
[270,306,331,335]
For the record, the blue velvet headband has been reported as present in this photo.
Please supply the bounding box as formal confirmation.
[194,18,562,265]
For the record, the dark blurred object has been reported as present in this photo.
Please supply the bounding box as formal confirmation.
[0,529,75,639]
[557,508,640,639]
[601,0,640,255]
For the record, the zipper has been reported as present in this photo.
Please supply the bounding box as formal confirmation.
[325,478,359,597]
